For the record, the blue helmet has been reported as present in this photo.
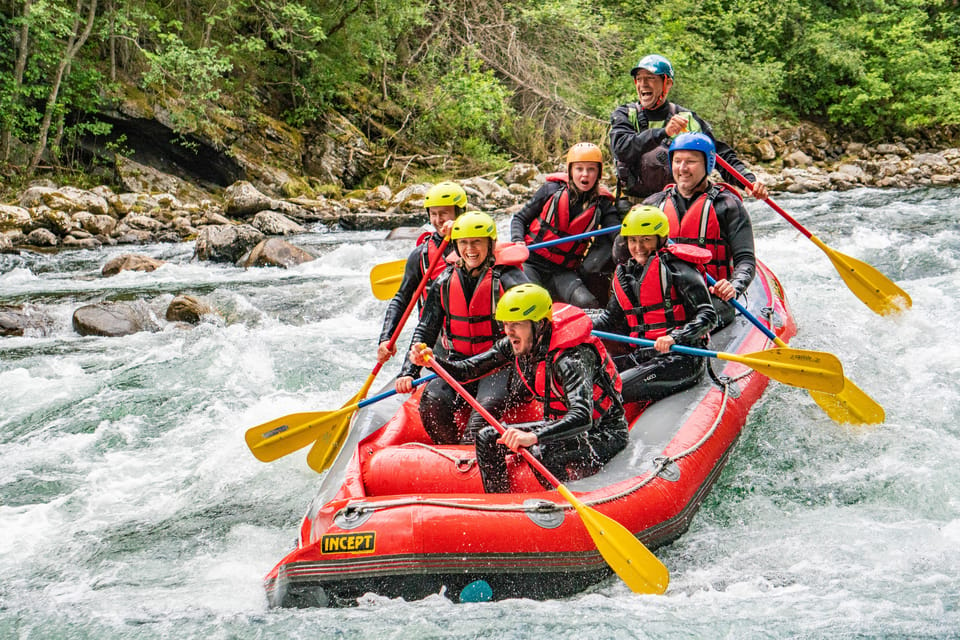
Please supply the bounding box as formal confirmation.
[669,132,716,176]
[630,54,675,79]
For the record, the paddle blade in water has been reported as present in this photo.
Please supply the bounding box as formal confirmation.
[810,381,885,425]
[306,412,353,473]
[812,237,912,316]
[557,485,669,595]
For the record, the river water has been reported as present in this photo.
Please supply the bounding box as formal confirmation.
[1,187,958,638]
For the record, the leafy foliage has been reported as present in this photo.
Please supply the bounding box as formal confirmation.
[0,0,957,180]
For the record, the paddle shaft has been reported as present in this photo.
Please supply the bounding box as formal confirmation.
[592,330,740,360]
[714,156,812,239]
[426,359,563,487]
[383,236,450,354]
[527,225,619,250]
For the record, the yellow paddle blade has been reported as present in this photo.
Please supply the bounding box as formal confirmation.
[717,348,845,393]
[557,484,669,595]
[369,259,406,300]
[245,402,358,462]
[765,336,885,426]
[810,380,885,425]
[305,413,353,473]
[810,236,912,316]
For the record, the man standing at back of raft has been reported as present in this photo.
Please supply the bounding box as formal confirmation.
[409,284,628,493]
[644,133,757,328]
[395,212,529,445]
[609,53,768,207]
[376,181,467,364]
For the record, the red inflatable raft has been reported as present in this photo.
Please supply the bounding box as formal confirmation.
[265,261,796,607]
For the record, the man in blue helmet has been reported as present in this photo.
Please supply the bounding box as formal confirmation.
[609,54,768,206]
[643,132,756,328]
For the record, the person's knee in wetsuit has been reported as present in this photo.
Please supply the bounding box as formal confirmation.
[615,349,705,404]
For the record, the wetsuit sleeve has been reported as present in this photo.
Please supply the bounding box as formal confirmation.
[690,113,757,185]
[510,182,559,243]
[667,260,719,345]
[580,198,620,275]
[499,265,530,290]
[533,346,597,444]
[715,193,756,296]
[431,337,514,382]
[399,270,449,379]
[379,246,427,344]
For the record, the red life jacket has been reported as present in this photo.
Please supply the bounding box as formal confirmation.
[439,243,525,357]
[523,174,614,270]
[517,303,622,422]
[415,232,449,310]
[611,243,711,339]
[660,183,741,281]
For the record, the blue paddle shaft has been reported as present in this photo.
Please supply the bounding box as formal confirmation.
[703,273,779,342]
[590,330,718,358]
[527,225,619,251]
[357,373,437,408]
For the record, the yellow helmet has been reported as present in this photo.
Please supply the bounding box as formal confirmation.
[495,284,553,323]
[621,205,669,238]
[451,211,497,241]
[424,181,468,211]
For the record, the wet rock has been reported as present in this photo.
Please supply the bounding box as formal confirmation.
[101,253,166,276]
[73,212,118,236]
[385,225,429,241]
[784,150,813,168]
[62,235,103,250]
[224,181,277,218]
[0,234,12,253]
[389,184,430,209]
[0,305,51,336]
[194,224,265,262]
[28,207,76,236]
[252,210,305,236]
[72,301,158,337]
[753,139,777,161]
[122,214,165,232]
[0,204,31,231]
[165,294,215,323]
[366,185,393,204]
[239,237,315,268]
[504,164,541,186]
[26,228,58,246]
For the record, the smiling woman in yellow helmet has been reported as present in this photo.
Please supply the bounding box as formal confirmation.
[591,205,718,404]
[410,283,628,493]
[395,211,530,445]
[510,142,620,309]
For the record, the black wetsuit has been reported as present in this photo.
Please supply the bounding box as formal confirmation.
[644,185,756,327]
[510,181,620,308]
[609,100,756,202]
[378,233,456,346]
[433,331,629,493]
[399,259,528,444]
[591,250,718,404]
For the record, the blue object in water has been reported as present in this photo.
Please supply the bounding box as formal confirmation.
[459,579,493,603]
